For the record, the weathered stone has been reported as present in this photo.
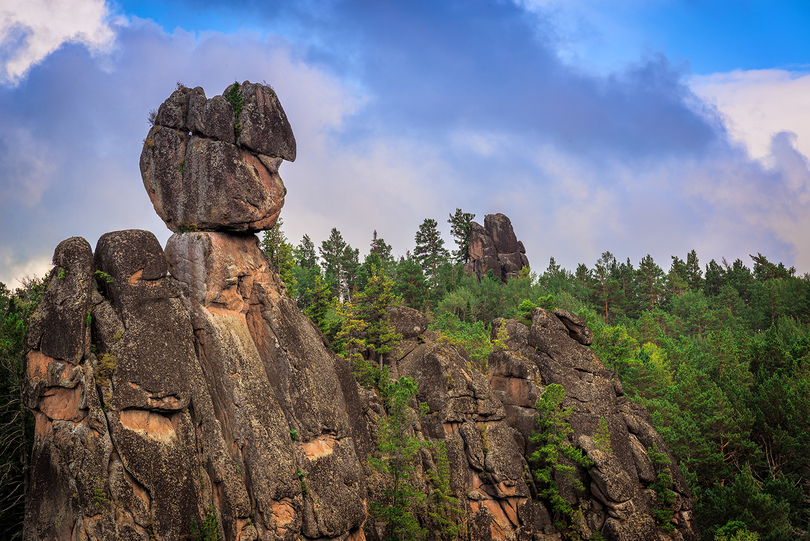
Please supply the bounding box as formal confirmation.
[386,304,428,338]
[398,342,505,423]
[154,86,190,130]
[235,81,297,161]
[485,213,520,254]
[141,83,295,233]
[467,214,529,283]
[580,435,635,504]
[25,237,93,364]
[186,86,207,134]
[553,308,594,345]
[139,125,188,228]
[200,94,237,144]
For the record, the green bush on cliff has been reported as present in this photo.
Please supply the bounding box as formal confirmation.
[529,383,593,529]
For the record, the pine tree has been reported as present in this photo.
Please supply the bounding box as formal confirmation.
[447,208,475,264]
[637,254,665,311]
[393,255,430,310]
[320,228,348,300]
[685,249,704,290]
[414,218,449,290]
[260,219,296,294]
[295,234,319,269]
[529,384,593,524]
[336,266,402,375]
[368,376,428,541]
[593,251,622,322]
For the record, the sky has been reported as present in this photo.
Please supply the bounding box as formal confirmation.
[1,0,810,287]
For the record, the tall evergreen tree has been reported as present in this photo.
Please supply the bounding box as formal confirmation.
[593,252,622,322]
[413,218,449,290]
[637,254,666,311]
[260,219,296,293]
[393,254,430,310]
[447,208,475,264]
[295,234,319,269]
[686,249,704,290]
[320,228,348,300]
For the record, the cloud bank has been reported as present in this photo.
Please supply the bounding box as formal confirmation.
[1,0,809,287]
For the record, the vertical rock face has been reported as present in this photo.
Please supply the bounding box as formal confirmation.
[24,83,697,541]
[465,213,530,282]
[490,309,699,541]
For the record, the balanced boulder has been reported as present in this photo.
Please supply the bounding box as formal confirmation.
[140,82,295,233]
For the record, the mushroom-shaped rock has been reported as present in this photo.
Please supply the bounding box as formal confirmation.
[140,82,295,233]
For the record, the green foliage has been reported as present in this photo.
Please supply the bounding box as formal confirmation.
[529,384,593,524]
[0,277,42,539]
[225,81,243,137]
[336,266,402,380]
[260,219,297,295]
[190,505,223,541]
[429,313,490,372]
[93,486,110,507]
[368,376,428,541]
[517,299,536,324]
[715,521,761,541]
[593,416,612,454]
[537,294,556,311]
[447,208,475,264]
[647,443,676,531]
[697,464,792,541]
[425,442,465,540]
[58,268,65,281]
[297,469,308,495]
[85,310,92,327]
[414,218,449,291]
[95,353,117,385]
[393,255,430,310]
[94,270,113,283]
[289,428,299,441]
[491,319,509,351]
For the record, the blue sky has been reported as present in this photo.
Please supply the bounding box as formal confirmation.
[1,0,810,286]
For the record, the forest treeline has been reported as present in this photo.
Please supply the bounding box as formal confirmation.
[262,210,810,541]
[2,209,809,540]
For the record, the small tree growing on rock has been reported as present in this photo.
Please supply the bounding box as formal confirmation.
[530,383,593,531]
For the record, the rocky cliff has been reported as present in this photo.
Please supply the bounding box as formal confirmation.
[23,83,697,541]
[465,215,529,282]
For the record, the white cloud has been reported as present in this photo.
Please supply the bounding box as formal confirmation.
[0,0,116,85]
[0,248,51,288]
[691,69,810,164]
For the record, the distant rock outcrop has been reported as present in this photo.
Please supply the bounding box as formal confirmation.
[465,213,530,282]
[140,81,294,233]
[24,84,697,541]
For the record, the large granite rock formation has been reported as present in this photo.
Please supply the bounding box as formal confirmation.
[140,81,294,233]
[465,214,530,282]
[24,84,697,541]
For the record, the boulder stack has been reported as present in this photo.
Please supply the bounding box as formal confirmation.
[140,81,295,233]
[465,213,529,281]
[24,84,698,541]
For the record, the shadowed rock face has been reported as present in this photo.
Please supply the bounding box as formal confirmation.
[140,82,294,233]
[465,213,530,282]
